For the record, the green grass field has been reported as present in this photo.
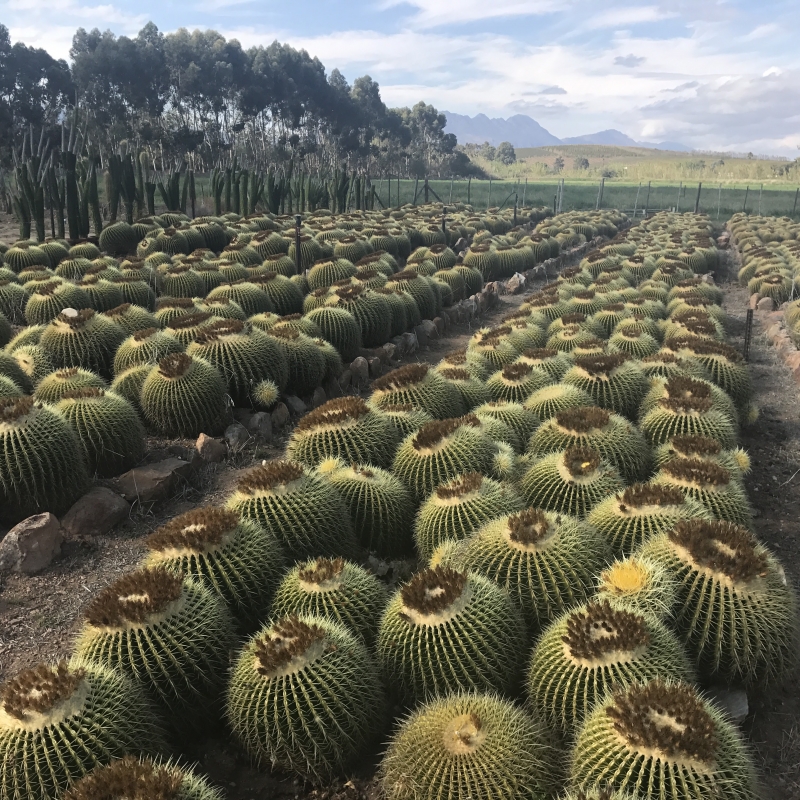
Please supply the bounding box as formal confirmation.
[357,178,800,220]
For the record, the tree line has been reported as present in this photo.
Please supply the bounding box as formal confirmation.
[0,23,485,180]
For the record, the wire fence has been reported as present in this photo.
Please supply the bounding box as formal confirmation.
[368,178,800,220]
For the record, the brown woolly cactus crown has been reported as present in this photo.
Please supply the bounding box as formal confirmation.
[294,396,371,432]
[156,297,195,310]
[192,319,245,344]
[658,376,713,413]
[401,566,468,615]
[662,457,730,487]
[297,557,345,586]
[616,483,686,511]
[556,406,611,433]
[168,312,214,330]
[392,269,423,281]
[146,507,239,553]
[413,415,479,450]
[31,280,62,296]
[679,338,742,362]
[57,308,96,329]
[435,472,484,500]
[522,348,559,360]
[105,303,133,317]
[607,680,717,763]
[439,367,472,381]
[574,353,629,377]
[61,387,105,401]
[441,349,469,366]
[1,662,85,721]
[642,352,680,365]
[63,756,183,800]
[157,352,193,379]
[563,601,650,662]
[475,326,512,345]
[561,312,587,324]
[269,326,299,340]
[667,434,722,457]
[373,363,429,391]
[132,327,159,341]
[669,518,766,583]
[0,395,36,423]
[507,507,552,546]
[236,460,305,493]
[83,569,183,628]
[333,284,366,301]
[501,362,533,381]
[253,616,330,675]
[564,446,602,478]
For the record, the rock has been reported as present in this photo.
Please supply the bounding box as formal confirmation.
[61,487,130,539]
[506,272,526,294]
[271,402,290,428]
[401,331,419,355]
[414,324,429,348]
[380,342,397,364]
[748,293,760,310]
[705,686,748,723]
[338,369,352,391]
[232,407,253,427]
[0,513,63,575]
[701,273,716,284]
[224,422,251,451]
[463,297,477,319]
[196,433,226,463]
[324,376,343,399]
[433,316,445,335]
[247,412,272,442]
[350,357,369,387]
[284,395,308,416]
[391,336,407,356]
[116,458,195,504]
[766,323,783,341]
[368,357,383,378]
[419,319,438,341]
[440,311,450,330]
[757,296,775,311]
[311,386,327,408]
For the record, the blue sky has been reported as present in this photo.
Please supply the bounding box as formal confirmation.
[4,0,800,155]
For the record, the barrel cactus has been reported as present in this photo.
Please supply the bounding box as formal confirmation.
[142,507,285,627]
[227,614,384,782]
[0,660,163,800]
[377,567,527,702]
[372,363,465,419]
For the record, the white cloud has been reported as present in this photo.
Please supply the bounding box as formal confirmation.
[588,5,676,28]
[378,0,562,28]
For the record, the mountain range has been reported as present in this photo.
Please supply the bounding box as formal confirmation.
[443,112,691,152]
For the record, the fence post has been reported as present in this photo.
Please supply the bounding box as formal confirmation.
[449,178,453,203]
[514,196,518,226]
[743,186,749,213]
[424,177,429,204]
[694,182,702,214]
[595,179,602,210]
[717,183,722,220]
[467,177,471,205]
[643,181,651,217]
[633,182,642,218]
[758,183,763,215]
[743,308,754,362]
[598,177,605,208]
[676,181,683,212]
[487,178,492,209]
[793,187,799,216]
[522,177,527,207]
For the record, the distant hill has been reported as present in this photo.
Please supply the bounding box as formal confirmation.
[443,113,691,152]
[443,112,561,147]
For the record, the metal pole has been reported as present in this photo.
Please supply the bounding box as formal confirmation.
[294,214,302,274]
[442,208,447,236]
[743,186,749,213]
[758,183,763,215]
[595,179,602,210]
[694,182,702,214]
[793,187,799,216]
[522,177,527,207]
[717,183,722,220]
[513,196,518,226]
[676,181,683,212]
[743,308,754,362]
[449,178,453,204]
[467,177,471,205]
[598,177,605,208]
[487,178,492,209]
[424,177,429,204]
[644,181,651,216]
[633,182,642,218]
